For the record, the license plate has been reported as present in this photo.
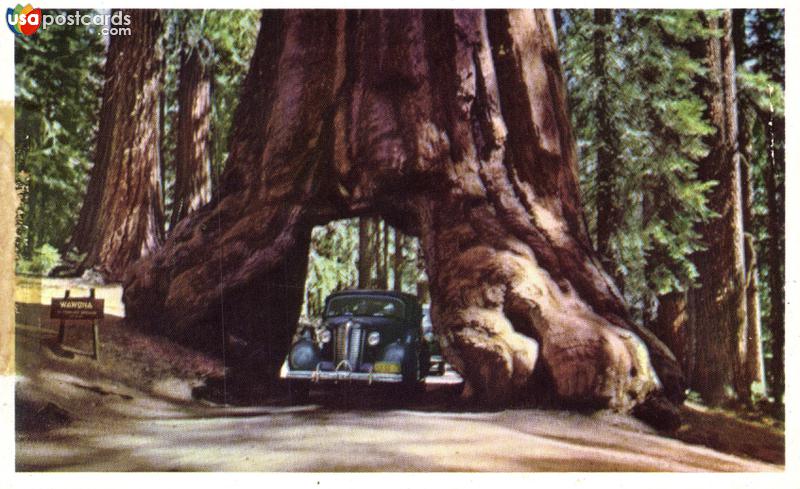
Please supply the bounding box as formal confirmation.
[373,362,401,374]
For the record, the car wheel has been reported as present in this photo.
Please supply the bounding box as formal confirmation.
[398,354,425,401]
[288,380,310,404]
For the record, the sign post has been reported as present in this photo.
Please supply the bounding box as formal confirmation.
[50,288,104,360]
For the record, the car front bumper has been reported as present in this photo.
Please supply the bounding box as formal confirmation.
[279,360,404,384]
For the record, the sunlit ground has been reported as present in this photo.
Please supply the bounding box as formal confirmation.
[14,277,783,472]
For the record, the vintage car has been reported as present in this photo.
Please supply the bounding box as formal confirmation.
[280,290,431,400]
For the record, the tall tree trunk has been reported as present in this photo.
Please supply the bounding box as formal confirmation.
[764,114,784,401]
[687,11,748,405]
[377,220,389,288]
[649,290,691,385]
[592,8,624,290]
[749,8,784,403]
[170,44,213,230]
[393,227,404,291]
[125,10,683,414]
[733,10,766,397]
[358,217,373,288]
[743,233,765,393]
[66,10,165,281]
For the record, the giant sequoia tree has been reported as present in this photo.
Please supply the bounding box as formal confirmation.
[170,42,213,229]
[687,11,749,405]
[124,10,683,413]
[66,10,165,281]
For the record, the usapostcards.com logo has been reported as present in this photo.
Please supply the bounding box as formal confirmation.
[7,5,132,37]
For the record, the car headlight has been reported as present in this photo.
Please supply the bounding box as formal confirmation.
[289,340,319,370]
[319,329,332,343]
[367,331,380,346]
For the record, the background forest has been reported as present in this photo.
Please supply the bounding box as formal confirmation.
[14,9,785,409]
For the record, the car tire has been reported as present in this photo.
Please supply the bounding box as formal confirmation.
[397,353,425,402]
[288,380,310,404]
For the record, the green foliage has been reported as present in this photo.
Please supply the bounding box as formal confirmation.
[737,9,785,360]
[14,9,105,262]
[738,70,784,118]
[15,9,260,260]
[16,244,61,275]
[161,10,260,224]
[302,219,427,318]
[560,9,715,318]
[304,219,360,317]
[202,10,261,175]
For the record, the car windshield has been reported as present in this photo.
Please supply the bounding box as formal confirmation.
[326,296,406,319]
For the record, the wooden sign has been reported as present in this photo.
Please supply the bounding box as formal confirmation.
[51,297,104,320]
[50,289,102,361]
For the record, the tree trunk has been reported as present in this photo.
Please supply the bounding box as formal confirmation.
[749,8,784,403]
[733,10,766,398]
[358,217,372,288]
[377,220,389,289]
[592,8,624,290]
[393,227,404,291]
[170,44,213,230]
[743,233,765,393]
[124,10,683,413]
[66,10,165,281]
[764,114,784,401]
[687,11,748,405]
[649,291,691,384]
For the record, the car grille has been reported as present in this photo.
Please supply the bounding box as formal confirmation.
[334,322,363,369]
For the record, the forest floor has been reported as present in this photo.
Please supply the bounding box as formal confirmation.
[13,280,785,472]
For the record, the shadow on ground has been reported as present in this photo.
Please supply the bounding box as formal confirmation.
[14,301,784,471]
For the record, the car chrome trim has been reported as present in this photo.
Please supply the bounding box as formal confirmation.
[282,369,403,383]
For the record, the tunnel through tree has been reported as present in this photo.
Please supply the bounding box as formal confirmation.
[124,10,684,413]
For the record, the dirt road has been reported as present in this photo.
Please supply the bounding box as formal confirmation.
[13,294,783,472]
[16,360,782,472]
[14,372,779,471]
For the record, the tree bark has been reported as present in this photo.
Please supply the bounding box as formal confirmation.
[170,44,213,230]
[358,217,373,288]
[66,10,165,281]
[750,8,784,403]
[743,233,765,393]
[124,10,683,412]
[592,8,624,290]
[377,220,389,289]
[393,227,404,291]
[649,291,691,384]
[687,11,749,405]
[733,10,766,398]
[763,114,784,401]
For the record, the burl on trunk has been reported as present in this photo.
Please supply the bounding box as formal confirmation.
[125,10,684,413]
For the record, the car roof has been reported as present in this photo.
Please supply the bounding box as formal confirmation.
[327,289,420,303]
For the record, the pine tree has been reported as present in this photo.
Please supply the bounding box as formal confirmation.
[686,10,749,406]
[14,10,105,267]
[747,9,785,402]
[559,10,714,352]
